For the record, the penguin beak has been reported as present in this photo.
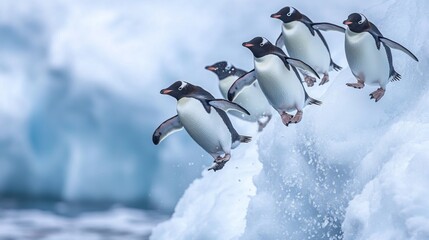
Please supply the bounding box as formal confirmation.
[270,14,281,19]
[242,42,254,48]
[160,89,172,94]
[205,66,217,71]
[343,20,353,25]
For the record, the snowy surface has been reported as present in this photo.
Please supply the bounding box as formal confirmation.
[151,138,262,240]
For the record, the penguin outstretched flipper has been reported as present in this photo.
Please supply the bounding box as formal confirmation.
[379,37,419,61]
[285,57,320,79]
[227,70,257,101]
[311,22,345,33]
[152,115,183,145]
[208,99,250,116]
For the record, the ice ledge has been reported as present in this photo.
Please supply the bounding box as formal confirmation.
[150,138,262,240]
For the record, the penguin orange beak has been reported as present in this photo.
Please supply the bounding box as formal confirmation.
[242,42,254,48]
[205,66,217,71]
[343,20,353,25]
[271,14,281,19]
[161,89,172,94]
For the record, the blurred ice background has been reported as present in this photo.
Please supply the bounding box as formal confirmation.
[0,0,428,239]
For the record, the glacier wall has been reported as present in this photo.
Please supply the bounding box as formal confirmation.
[151,0,429,239]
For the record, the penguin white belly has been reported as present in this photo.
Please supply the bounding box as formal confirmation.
[219,76,271,122]
[345,30,390,86]
[282,22,330,74]
[177,97,231,155]
[254,55,305,112]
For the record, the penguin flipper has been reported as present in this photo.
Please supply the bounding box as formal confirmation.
[286,58,320,79]
[152,115,183,145]
[208,99,250,116]
[311,22,345,33]
[275,32,285,49]
[379,37,419,62]
[227,69,257,101]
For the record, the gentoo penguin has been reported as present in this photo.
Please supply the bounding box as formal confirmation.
[271,6,345,87]
[343,13,418,102]
[228,37,322,126]
[153,81,251,171]
[205,61,272,131]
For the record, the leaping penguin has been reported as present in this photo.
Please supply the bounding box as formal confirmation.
[343,13,418,102]
[271,6,345,87]
[228,37,322,127]
[205,61,272,132]
[153,81,251,171]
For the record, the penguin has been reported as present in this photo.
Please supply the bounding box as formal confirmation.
[271,6,345,87]
[343,13,418,102]
[153,81,251,171]
[228,37,322,126]
[205,61,272,132]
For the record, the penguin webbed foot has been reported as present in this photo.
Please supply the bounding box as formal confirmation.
[304,76,317,87]
[346,80,365,89]
[208,154,231,171]
[369,88,385,102]
[208,162,226,172]
[290,111,303,124]
[280,112,294,126]
[320,73,329,86]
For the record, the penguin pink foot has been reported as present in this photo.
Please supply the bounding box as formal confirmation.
[290,110,303,124]
[257,115,272,132]
[346,79,365,89]
[208,162,225,172]
[304,76,316,87]
[208,153,231,172]
[369,88,385,102]
[215,153,231,164]
[320,73,329,85]
[281,112,294,126]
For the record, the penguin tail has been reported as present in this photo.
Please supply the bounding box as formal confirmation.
[330,61,342,71]
[240,135,252,143]
[390,71,401,82]
[306,97,322,106]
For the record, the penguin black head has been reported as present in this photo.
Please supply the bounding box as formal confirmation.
[271,6,303,23]
[205,61,238,80]
[160,81,195,100]
[242,37,275,58]
[343,13,370,33]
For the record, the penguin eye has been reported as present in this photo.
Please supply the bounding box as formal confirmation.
[260,42,265,47]
[287,12,292,17]
[358,19,364,24]
[178,86,183,91]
